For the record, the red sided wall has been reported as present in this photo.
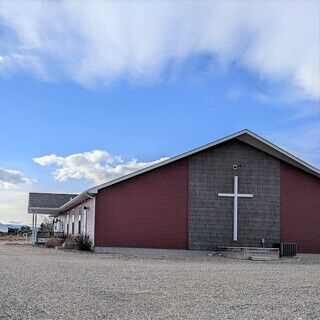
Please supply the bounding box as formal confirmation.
[281,162,320,253]
[94,159,188,249]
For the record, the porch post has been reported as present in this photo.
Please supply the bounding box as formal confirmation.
[35,213,38,243]
[31,213,35,244]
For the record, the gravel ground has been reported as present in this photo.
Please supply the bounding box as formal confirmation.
[0,243,319,320]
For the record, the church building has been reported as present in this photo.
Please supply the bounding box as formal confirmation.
[28,130,320,253]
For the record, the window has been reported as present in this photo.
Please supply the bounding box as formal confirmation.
[83,208,87,235]
[66,214,70,234]
[78,211,82,234]
[72,212,75,234]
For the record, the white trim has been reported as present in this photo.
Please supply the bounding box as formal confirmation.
[30,129,320,214]
[236,131,320,177]
[92,197,96,246]
[88,129,320,195]
[28,207,60,214]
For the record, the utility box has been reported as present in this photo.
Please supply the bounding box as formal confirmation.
[280,243,297,256]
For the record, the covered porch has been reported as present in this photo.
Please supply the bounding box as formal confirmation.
[27,192,96,245]
[28,192,78,244]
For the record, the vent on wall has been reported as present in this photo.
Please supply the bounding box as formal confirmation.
[280,243,297,256]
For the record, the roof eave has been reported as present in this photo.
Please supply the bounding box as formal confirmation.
[89,129,253,193]
[90,129,319,193]
[28,207,60,216]
[28,129,320,214]
[58,191,97,213]
[237,131,320,178]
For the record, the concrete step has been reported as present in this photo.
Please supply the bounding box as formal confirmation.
[218,246,279,261]
[249,256,272,261]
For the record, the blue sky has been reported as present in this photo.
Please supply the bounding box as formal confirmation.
[0,1,319,224]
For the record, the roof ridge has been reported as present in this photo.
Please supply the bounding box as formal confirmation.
[32,129,319,214]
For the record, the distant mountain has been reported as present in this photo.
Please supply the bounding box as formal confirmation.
[0,223,23,232]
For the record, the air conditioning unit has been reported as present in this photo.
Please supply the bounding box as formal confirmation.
[280,243,297,256]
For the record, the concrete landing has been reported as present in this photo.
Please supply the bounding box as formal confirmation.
[93,247,217,257]
[218,246,280,261]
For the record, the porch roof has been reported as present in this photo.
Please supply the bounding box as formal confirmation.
[28,193,78,216]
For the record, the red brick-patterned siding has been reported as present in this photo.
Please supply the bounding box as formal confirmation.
[281,162,320,253]
[94,159,188,249]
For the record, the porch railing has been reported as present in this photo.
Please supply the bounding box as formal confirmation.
[36,231,65,239]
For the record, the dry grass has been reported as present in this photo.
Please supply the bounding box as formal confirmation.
[0,235,25,241]
[45,238,64,248]
[4,242,29,246]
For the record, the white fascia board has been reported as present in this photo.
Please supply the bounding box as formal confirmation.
[237,131,320,178]
[89,129,320,193]
[45,129,320,213]
[89,129,251,193]
[28,207,60,215]
[58,191,97,213]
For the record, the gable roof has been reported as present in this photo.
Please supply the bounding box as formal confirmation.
[29,129,320,215]
[89,129,320,193]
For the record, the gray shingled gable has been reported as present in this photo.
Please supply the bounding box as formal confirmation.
[28,193,78,209]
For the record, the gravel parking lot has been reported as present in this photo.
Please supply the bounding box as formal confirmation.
[0,242,319,320]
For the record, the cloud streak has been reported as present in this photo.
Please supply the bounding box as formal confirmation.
[34,150,168,185]
[0,1,319,99]
[0,167,34,189]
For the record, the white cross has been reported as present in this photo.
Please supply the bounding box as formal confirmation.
[218,176,253,241]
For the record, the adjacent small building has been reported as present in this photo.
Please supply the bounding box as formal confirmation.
[28,130,320,253]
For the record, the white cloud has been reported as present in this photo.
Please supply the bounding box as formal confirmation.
[34,150,168,185]
[0,167,34,189]
[0,1,318,99]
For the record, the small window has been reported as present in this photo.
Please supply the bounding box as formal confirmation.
[83,209,87,235]
[72,213,75,234]
[78,213,82,234]
[66,214,70,234]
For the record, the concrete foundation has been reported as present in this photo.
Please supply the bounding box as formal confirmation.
[218,246,280,260]
[93,247,217,257]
